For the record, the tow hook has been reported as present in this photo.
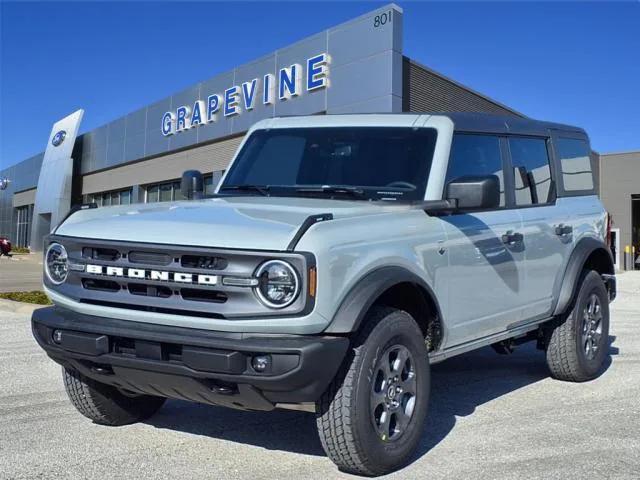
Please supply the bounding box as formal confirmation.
[90,365,114,375]
[211,383,237,396]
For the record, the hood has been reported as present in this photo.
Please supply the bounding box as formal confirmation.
[55,196,404,251]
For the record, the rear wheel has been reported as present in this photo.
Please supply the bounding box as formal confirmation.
[546,270,610,382]
[316,307,430,476]
[63,367,166,426]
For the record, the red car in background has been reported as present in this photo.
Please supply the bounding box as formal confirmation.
[0,237,12,257]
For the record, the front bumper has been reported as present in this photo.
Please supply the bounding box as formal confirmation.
[32,307,349,411]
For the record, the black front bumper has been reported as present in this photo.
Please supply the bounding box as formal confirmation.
[32,307,349,411]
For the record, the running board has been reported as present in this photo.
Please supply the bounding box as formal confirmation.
[428,317,552,364]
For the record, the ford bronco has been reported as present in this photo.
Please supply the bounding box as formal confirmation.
[32,113,615,476]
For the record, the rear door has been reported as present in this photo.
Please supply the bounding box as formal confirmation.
[506,135,571,320]
[440,133,526,347]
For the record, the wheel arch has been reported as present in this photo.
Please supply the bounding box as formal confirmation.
[553,237,614,316]
[325,266,444,352]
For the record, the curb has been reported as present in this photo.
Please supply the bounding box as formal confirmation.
[0,298,45,314]
[0,255,37,263]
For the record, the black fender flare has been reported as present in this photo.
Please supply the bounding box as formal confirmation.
[552,237,614,316]
[324,266,443,334]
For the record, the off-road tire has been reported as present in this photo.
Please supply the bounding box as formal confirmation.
[546,270,610,382]
[63,367,166,425]
[316,307,430,476]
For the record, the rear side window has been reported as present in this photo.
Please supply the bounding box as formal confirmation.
[508,137,553,205]
[446,134,505,207]
[556,138,594,191]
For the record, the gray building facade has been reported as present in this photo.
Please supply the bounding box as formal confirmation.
[598,151,640,270]
[0,3,522,251]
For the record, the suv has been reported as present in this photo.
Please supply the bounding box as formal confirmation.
[32,113,615,476]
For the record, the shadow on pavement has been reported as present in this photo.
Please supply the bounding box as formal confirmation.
[145,339,618,461]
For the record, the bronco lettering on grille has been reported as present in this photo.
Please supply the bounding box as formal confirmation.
[85,264,218,286]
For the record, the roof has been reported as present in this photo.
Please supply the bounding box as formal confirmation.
[260,112,587,137]
[435,112,586,136]
[599,150,640,158]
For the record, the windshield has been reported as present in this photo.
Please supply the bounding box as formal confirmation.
[220,127,437,201]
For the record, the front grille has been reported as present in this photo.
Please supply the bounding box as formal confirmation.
[180,288,227,304]
[82,247,120,261]
[128,283,172,298]
[80,299,227,319]
[128,251,172,266]
[82,278,120,292]
[49,236,311,319]
[181,255,228,270]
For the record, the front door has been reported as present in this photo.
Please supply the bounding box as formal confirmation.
[439,133,526,347]
[441,209,525,346]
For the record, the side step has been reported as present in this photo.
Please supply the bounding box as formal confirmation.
[428,317,552,364]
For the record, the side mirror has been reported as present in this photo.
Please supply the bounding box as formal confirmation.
[446,175,500,210]
[181,170,204,200]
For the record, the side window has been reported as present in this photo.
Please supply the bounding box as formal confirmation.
[446,134,505,207]
[556,138,594,192]
[508,137,553,205]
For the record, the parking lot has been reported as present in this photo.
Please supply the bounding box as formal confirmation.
[1,273,639,480]
[0,254,43,293]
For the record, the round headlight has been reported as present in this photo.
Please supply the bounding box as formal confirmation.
[45,243,68,285]
[255,260,300,309]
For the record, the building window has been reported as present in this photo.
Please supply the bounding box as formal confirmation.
[146,185,160,203]
[145,180,182,203]
[85,187,133,207]
[144,171,226,203]
[204,170,225,195]
[120,189,132,204]
[557,138,594,192]
[146,172,225,202]
[508,137,553,205]
[159,182,173,202]
[15,204,33,248]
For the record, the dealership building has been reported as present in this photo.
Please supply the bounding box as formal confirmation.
[0,4,636,269]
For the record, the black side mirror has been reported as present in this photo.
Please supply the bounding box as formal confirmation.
[181,170,204,200]
[446,175,500,210]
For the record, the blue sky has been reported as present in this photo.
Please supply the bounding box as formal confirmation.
[1,1,638,169]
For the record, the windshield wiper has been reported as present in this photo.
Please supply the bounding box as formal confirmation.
[295,185,366,198]
[219,184,270,196]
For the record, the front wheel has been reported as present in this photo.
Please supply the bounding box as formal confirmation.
[546,270,610,382]
[316,307,430,476]
[63,367,166,426]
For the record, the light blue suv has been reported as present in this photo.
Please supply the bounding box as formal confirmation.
[32,113,616,476]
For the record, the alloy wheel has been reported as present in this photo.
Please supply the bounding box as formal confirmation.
[581,293,603,361]
[370,344,417,442]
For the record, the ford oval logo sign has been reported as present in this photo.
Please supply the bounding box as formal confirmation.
[52,130,66,147]
[0,177,9,191]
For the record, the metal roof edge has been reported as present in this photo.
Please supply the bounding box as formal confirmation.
[404,57,526,118]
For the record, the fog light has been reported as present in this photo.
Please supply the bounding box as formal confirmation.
[252,355,271,372]
[52,330,63,344]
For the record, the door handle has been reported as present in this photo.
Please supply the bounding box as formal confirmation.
[502,231,523,246]
[555,224,573,236]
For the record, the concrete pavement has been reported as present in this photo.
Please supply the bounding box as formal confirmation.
[0,254,43,293]
[1,273,639,479]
